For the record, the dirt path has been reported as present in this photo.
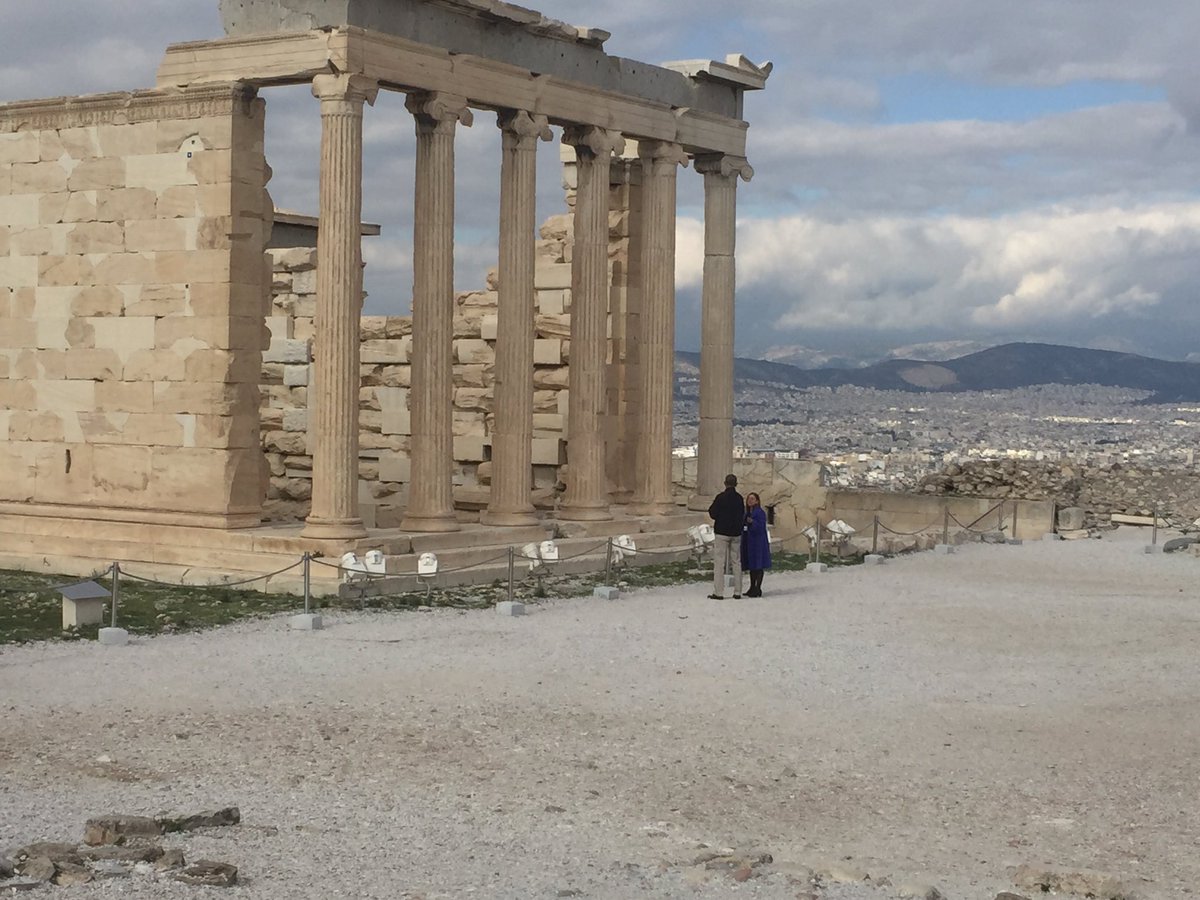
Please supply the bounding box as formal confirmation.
[2,530,1197,898]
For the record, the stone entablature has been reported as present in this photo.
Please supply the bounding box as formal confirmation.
[0,85,271,527]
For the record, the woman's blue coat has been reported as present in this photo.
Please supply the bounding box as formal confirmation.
[741,506,772,571]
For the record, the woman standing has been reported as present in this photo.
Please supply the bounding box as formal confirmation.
[741,492,772,597]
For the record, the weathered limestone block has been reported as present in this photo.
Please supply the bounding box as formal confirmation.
[537,289,566,315]
[454,436,488,462]
[263,338,311,364]
[93,252,154,285]
[70,285,126,317]
[0,195,40,228]
[535,314,570,338]
[124,218,189,252]
[533,413,564,432]
[0,131,39,165]
[533,390,559,412]
[153,382,257,416]
[458,290,498,309]
[124,349,187,382]
[375,386,408,411]
[532,438,565,466]
[361,338,410,364]
[453,315,484,338]
[283,364,309,387]
[382,409,412,436]
[379,456,411,483]
[539,213,572,241]
[13,160,70,193]
[95,381,154,412]
[533,339,562,365]
[534,366,570,389]
[454,388,491,410]
[534,262,572,290]
[267,246,317,270]
[96,187,157,222]
[0,255,38,287]
[479,314,498,340]
[456,340,494,365]
[93,316,155,353]
[124,153,194,191]
[63,349,122,381]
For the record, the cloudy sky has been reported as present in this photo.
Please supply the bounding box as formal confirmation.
[4,1,1200,364]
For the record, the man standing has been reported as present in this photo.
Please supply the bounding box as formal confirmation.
[707,473,745,599]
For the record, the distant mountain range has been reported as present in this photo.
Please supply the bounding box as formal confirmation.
[676,342,1200,402]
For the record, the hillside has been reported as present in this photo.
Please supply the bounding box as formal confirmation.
[676,342,1200,401]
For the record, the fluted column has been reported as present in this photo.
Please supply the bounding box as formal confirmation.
[689,154,754,510]
[630,141,688,515]
[303,73,378,541]
[401,92,472,533]
[559,125,625,521]
[482,110,552,527]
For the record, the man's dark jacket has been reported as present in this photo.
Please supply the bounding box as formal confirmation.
[708,487,745,537]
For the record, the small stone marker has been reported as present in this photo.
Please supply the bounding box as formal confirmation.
[863,554,884,565]
[934,544,955,554]
[592,586,619,600]
[97,627,129,646]
[807,562,828,574]
[496,600,525,616]
[289,613,323,631]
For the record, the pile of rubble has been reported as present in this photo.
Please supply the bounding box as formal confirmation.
[1,807,239,890]
[919,459,1200,524]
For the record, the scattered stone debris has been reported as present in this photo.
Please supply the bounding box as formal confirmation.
[1,808,240,892]
[173,860,238,887]
[1013,863,1129,899]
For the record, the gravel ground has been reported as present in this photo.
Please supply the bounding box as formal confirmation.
[2,529,1198,899]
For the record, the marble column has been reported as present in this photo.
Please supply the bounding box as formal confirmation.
[689,154,754,511]
[481,110,552,527]
[303,73,378,541]
[559,125,625,521]
[401,92,472,533]
[630,141,688,515]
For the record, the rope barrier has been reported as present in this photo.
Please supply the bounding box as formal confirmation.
[0,566,116,595]
[875,517,945,537]
[118,558,304,589]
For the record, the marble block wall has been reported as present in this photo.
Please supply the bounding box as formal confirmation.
[0,85,272,527]
[258,161,639,526]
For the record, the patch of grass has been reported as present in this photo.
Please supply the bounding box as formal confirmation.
[0,549,867,645]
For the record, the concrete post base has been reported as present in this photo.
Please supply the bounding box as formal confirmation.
[863,554,884,565]
[934,544,955,555]
[98,627,129,646]
[1007,538,1024,546]
[290,614,324,631]
[593,586,619,600]
[1043,533,1063,541]
[496,600,526,616]
[1144,544,1163,555]
[807,562,828,573]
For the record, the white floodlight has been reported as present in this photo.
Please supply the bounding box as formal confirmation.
[611,534,637,564]
[364,550,386,574]
[538,540,559,562]
[417,552,439,577]
[341,552,368,582]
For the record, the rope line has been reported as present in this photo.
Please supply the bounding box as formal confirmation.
[118,558,304,589]
[875,517,945,537]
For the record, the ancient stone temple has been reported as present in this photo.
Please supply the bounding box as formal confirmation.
[0,0,768,585]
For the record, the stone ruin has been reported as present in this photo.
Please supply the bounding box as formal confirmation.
[0,0,770,584]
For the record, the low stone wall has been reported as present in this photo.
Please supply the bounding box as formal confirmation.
[919,460,1200,523]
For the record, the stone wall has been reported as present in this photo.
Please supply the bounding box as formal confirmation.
[919,459,1200,523]
[259,200,600,526]
[0,85,272,527]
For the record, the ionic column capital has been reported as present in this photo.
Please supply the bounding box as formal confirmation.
[638,140,690,169]
[562,124,625,160]
[497,109,553,146]
[694,153,754,182]
[406,91,474,133]
[311,73,379,106]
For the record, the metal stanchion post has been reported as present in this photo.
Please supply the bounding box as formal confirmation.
[815,520,823,562]
[604,537,613,585]
[942,507,950,545]
[507,547,515,604]
[1011,501,1020,542]
[303,553,311,615]
[110,562,120,628]
[872,515,879,555]
[1152,504,1158,546]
